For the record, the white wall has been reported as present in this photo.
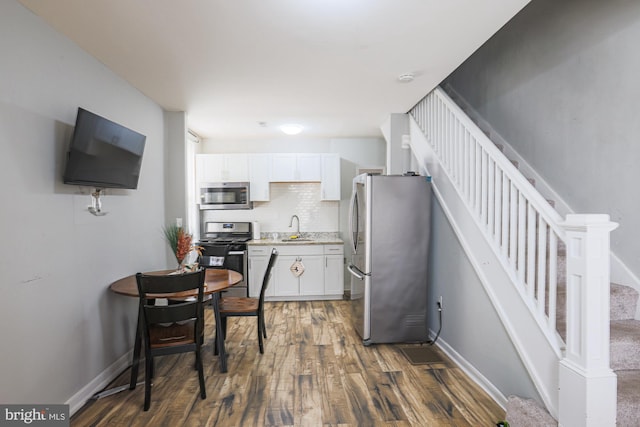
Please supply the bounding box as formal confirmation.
[164,111,188,227]
[444,0,640,282]
[0,1,167,411]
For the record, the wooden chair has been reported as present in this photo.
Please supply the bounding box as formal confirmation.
[215,248,278,354]
[198,244,230,270]
[135,269,207,411]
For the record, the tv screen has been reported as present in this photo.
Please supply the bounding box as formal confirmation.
[63,108,146,189]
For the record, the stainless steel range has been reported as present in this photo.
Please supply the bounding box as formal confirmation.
[198,221,252,297]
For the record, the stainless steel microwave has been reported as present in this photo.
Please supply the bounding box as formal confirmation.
[199,182,253,210]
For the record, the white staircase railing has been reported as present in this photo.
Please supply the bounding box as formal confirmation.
[408,86,617,426]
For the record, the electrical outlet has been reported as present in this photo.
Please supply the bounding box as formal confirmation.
[438,296,443,309]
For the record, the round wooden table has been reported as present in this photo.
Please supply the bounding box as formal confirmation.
[109,268,242,389]
[110,268,243,298]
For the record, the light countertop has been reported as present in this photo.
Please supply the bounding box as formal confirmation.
[248,232,343,246]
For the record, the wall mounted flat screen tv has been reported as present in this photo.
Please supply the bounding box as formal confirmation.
[63,108,146,189]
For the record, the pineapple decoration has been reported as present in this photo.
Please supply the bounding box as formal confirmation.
[163,225,202,270]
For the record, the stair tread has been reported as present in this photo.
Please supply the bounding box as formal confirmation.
[610,319,640,370]
[611,319,640,339]
[611,283,640,320]
[505,396,557,427]
[616,370,640,426]
[556,282,638,324]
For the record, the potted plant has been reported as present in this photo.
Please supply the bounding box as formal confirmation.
[163,225,202,271]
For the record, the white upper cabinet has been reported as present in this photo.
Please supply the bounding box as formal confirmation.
[195,154,249,184]
[296,154,322,181]
[196,153,340,200]
[195,154,222,184]
[270,153,322,182]
[248,154,271,201]
[320,153,340,200]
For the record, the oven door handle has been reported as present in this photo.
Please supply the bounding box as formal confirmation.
[227,250,245,255]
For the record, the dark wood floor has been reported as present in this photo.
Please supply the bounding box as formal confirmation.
[72,300,505,426]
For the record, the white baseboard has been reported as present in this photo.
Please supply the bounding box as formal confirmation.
[430,333,507,410]
[66,350,132,416]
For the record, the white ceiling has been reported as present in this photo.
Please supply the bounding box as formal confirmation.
[18,0,529,141]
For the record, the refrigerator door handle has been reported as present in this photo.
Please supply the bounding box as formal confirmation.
[347,263,367,280]
[348,186,358,254]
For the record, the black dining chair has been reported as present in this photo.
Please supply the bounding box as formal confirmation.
[135,269,207,411]
[198,244,231,269]
[215,248,278,355]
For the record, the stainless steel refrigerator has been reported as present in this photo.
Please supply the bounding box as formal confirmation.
[347,173,431,345]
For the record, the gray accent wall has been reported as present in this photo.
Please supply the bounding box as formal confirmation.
[444,0,640,279]
[428,197,540,402]
[1,0,168,409]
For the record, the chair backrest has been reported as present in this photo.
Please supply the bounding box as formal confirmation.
[199,244,230,269]
[135,269,206,340]
[258,248,278,309]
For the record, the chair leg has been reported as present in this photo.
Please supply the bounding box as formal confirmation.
[222,317,228,340]
[257,316,264,354]
[213,316,226,356]
[195,348,206,399]
[144,355,153,411]
[261,313,267,339]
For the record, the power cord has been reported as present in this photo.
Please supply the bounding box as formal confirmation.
[426,300,443,346]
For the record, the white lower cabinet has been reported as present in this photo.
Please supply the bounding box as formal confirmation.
[248,244,344,300]
[248,246,274,298]
[324,244,344,296]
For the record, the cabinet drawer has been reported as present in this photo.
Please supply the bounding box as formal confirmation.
[248,246,272,256]
[324,244,344,255]
[273,245,323,256]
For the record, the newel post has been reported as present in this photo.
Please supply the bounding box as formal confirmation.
[558,214,618,427]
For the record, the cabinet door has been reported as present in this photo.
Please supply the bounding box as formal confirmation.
[274,255,300,296]
[270,153,321,182]
[223,154,249,181]
[248,256,269,297]
[324,255,344,296]
[249,154,271,201]
[320,153,340,200]
[248,249,274,297]
[270,154,297,182]
[196,154,224,184]
[297,154,322,181]
[196,154,248,183]
[298,255,324,296]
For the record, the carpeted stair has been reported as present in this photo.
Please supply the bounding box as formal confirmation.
[443,85,640,426]
[508,278,640,425]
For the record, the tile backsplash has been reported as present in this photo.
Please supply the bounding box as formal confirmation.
[199,182,339,235]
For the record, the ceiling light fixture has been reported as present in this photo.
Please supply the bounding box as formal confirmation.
[280,124,303,135]
[397,73,415,83]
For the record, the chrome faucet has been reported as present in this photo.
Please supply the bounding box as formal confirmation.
[289,214,300,237]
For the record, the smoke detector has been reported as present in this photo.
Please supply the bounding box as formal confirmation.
[397,73,415,83]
